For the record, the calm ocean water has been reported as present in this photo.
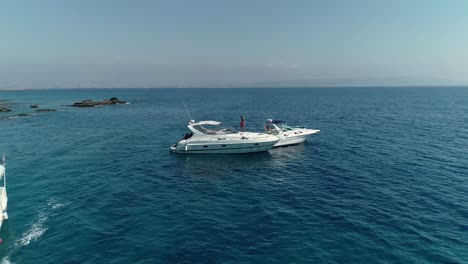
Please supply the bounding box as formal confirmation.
[0,87,467,263]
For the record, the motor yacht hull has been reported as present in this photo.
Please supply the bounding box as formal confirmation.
[273,129,319,147]
[171,134,279,154]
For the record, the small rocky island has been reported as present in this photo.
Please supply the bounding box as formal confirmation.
[35,109,56,112]
[0,101,11,112]
[0,100,56,120]
[70,97,127,107]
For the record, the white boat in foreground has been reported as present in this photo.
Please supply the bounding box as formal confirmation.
[170,120,279,154]
[0,154,8,230]
[265,119,320,147]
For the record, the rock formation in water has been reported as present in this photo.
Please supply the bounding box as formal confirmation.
[0,107,11,112]
[35,109,56,112]
[69,97,127,107]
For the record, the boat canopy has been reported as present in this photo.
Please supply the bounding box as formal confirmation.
[187,120,238,136]
[189,120,221,126]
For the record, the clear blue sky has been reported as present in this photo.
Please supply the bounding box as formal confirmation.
[1,0,467,88]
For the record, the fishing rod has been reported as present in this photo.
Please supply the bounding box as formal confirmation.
[183,102,192,121]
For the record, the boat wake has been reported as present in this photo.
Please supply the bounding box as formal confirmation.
[1,256,12,264]
[1,197,68,263]
[16,212,48,247]
[47,197,69,210]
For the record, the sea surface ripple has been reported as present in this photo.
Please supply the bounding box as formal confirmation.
[0,87,467,263]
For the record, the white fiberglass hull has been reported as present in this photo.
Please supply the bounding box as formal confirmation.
[273,129,319,147]
[0,164,7,229]
[171,133,279,154]
[0,186,6,229]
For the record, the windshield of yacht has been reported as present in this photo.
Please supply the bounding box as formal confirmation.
[191,125,238,135]
[266,120,294,132]
[278,124,294,131]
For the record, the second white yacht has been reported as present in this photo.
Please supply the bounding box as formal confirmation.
[265,119,320,147]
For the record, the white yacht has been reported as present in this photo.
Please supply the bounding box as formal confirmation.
[170,120,279,154]
[265,119,320,147]
[0,154,8,229]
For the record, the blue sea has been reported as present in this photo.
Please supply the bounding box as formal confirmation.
[0,87,467,263]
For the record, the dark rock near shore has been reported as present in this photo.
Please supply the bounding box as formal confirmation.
[0,107,11,112]
[69,97,127,107]
[1,113,31,120]
[35,109,56,112]
[30,105,39,108]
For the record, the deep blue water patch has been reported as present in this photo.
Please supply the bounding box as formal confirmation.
[0,87,467,263]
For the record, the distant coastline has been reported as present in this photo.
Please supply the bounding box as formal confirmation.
[0,75,466,90]
[1,85,468,91]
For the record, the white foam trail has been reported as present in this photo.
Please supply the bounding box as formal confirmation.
[3,197,67,262]
[1,256,13,264]
[17,213,48,246]
[47,197,69,210]
[51,203,64,210]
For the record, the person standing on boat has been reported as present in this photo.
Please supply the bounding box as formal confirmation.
[240,115,246,132]
[265,120,272,132]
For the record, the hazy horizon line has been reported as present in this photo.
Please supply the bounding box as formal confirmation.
[1,85,468,91]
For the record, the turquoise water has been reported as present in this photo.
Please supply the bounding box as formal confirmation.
[0,87,467,263]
